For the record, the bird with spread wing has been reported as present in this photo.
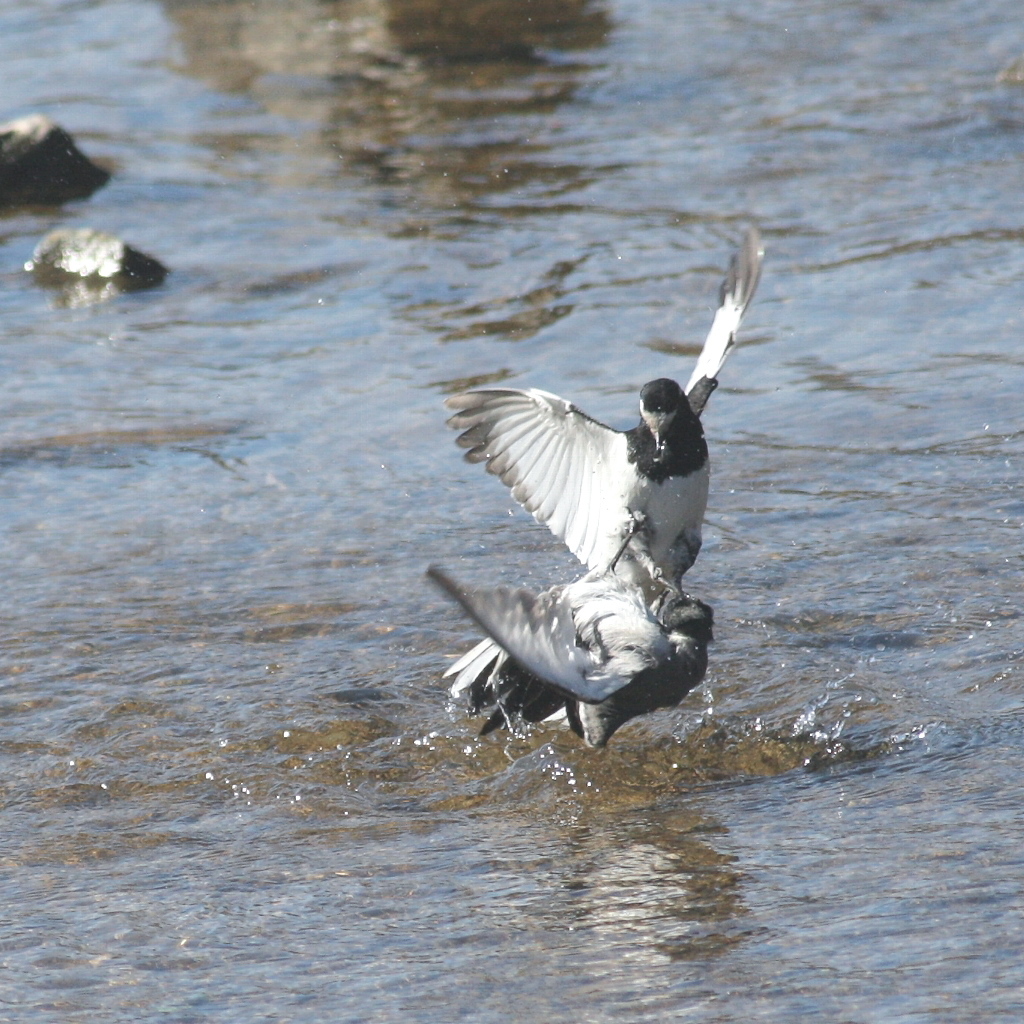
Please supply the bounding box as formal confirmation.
[445,227,763,595]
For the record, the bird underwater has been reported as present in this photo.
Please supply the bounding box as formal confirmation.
[432,228,763,746]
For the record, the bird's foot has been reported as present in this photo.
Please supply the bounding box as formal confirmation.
[653,571,683,598]
[652,578,685,619]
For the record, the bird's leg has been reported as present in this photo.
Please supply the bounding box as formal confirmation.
[624,512,683,598]
[493,688,522,736]
[485,667,518,735]
[609,510,648,573]
[609,511,684,598]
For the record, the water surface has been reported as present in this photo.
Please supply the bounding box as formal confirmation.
[2,0,1024,1020]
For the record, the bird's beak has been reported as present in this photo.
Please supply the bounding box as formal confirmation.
[642,408,674,460]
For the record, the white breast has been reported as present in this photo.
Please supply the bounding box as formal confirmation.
[645,464,710,569]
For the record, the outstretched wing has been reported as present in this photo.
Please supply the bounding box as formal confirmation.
[427,567,638,703]
[684,226,764,396]
[445,388,634,572]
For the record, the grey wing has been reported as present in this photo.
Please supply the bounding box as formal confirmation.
[446,387,631,572]
[427,567,635,703]
[684,227,764,395]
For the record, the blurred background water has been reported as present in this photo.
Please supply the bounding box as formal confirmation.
[2,0,1024,1020]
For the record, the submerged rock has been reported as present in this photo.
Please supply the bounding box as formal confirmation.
[26,228,168,305]
[0,114,110,206]
[387,0,607,61]
[998,57,1024,85]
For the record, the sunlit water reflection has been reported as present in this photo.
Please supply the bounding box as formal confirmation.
[2,0,1024,1020]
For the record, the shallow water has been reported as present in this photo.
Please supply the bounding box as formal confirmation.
[2,0,1024,1020]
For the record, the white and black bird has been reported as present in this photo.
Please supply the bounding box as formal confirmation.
[445,228,763,594]
[428,566,713,748]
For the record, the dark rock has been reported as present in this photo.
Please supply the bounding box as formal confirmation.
[26,228,167,305]
[0,114,110,206]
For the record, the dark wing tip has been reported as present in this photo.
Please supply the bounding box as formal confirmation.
[452,421,489,448]
[686,376,719,417]
[426,565,469,610]
[444,388,517,413]
[738,226,764,306]
[443,391,484,412]
[427,565,483,643]
[719,225,764,311]
[445,409,479,432]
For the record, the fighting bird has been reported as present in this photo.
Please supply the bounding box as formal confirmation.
[445,228,763,594]
[429,566,713,748]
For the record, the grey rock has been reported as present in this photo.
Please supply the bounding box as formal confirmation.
[0,114,110,206]
[27,228,167,305]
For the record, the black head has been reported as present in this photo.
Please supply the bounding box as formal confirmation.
[658,593,714,643]
[638,378,685,455]
[639,378,683,415]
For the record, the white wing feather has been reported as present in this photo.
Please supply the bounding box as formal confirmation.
[446,388,634,572]
[443,636,504,697]
[684,227,764,394]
